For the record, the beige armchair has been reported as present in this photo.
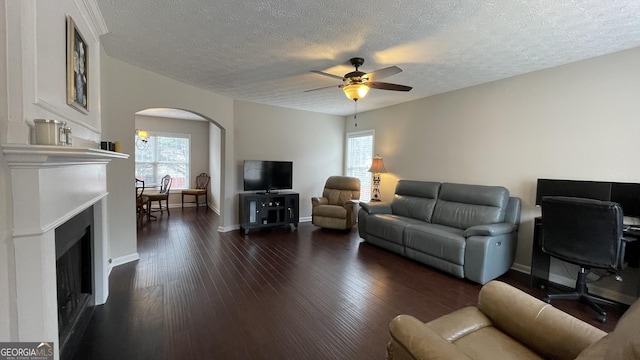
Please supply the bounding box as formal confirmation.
[311,176,360,230]
[388,280,640,360]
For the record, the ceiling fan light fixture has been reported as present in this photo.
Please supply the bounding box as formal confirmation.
[343,83,369,101]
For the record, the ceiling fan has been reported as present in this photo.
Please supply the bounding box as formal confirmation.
[305,57,412,101]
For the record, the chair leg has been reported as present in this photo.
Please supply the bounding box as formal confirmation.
[166,197,170,216]
[545,268,609,323]
[181,193,184,209]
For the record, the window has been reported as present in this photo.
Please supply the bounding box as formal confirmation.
[135,132,190,189]
[346,130,374,202]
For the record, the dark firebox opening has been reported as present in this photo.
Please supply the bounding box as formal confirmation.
[55,206,94,360]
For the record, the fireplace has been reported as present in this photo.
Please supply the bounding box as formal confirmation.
[2,144,128,360]
[55,206,94,359]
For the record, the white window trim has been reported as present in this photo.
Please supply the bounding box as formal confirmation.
[345,129,375,202]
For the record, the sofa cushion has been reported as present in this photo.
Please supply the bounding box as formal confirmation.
[575,336,610,360]
[323,188,354,206]
[322,176,360,205]
[604,297,640,359]
[404,223,466,265]
[391,180,440,222]
[432,183,509,230]
[313,204,346,218]
[478,281,606,360]
[425,307,542,359]
[366,214,424,245]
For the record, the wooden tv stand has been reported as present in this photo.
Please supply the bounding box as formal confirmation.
[239,191,299,234]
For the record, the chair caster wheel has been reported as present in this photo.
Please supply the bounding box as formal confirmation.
[596,314,607,323]
[544,296,551,304]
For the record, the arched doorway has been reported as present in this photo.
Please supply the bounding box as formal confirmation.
[134,108,223,215]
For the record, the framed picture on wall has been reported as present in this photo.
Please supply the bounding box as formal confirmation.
[66,15,88,113]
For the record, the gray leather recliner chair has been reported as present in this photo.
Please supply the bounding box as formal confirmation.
[312,176,361,230]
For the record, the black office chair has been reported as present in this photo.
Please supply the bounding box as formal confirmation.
[541,196,635,323]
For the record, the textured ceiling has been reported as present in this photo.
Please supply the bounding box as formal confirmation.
[96,0,640,116]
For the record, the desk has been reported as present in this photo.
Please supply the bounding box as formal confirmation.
[532,178,640,301]
[531,216,640,301]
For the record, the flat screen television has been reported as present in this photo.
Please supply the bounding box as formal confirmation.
[243,160,293,193]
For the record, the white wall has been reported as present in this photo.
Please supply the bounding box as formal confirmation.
[134,115,210,207]
[101,52,234,260]
[7,1,103,145]
[209,123,222,213]
[349,47,640,271]
[234,101,345,222]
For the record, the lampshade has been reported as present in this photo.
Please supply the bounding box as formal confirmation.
[368,155,386,173]
[136,129,149,140]
[343,84,370,101]
[135,129,149,150]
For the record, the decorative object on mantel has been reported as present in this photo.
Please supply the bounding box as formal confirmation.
[34,119,73,146]
[368,154,387,201]
[66,15,88,113]
[135,129,149,150]
[34,119,63,145]
[101,141,115,151]
[64,124,72,146]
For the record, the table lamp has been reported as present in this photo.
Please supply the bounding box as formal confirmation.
[368,154,387,201]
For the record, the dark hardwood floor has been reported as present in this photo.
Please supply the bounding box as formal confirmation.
[74,208,625,359]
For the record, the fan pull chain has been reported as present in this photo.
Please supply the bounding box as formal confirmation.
[354,100,358,127]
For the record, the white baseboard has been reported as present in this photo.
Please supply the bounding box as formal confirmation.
[220,224,240,232]
[108,252,140,275]
[167,203,209,209]
[510,263,531,274]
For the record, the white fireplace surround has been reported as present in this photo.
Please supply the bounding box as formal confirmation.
[2,144,127,359]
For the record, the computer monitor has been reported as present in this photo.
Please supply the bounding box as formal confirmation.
[535,179,611,206]
[611,183,640,218]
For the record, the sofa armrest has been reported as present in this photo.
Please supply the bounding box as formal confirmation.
[359,201,392,214]
[311,197,328,207]
[388,315,473,360]
[463,223,517,237]
[345,199,359,206]
[478,281,607,359]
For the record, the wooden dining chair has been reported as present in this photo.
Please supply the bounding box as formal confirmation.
[135,178,150,225]
[147,174,172,216]
[181,173,210,210]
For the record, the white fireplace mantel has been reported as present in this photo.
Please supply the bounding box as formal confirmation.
[2,143,128,360]
[2,144,128,168]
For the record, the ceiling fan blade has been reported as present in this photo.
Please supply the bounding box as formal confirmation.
[365,66,402,81]
[310,70,344,80]
[368,82,412,91]
[304,84,340,92]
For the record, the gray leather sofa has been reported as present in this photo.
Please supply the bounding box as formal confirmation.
[358,180,521,284]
